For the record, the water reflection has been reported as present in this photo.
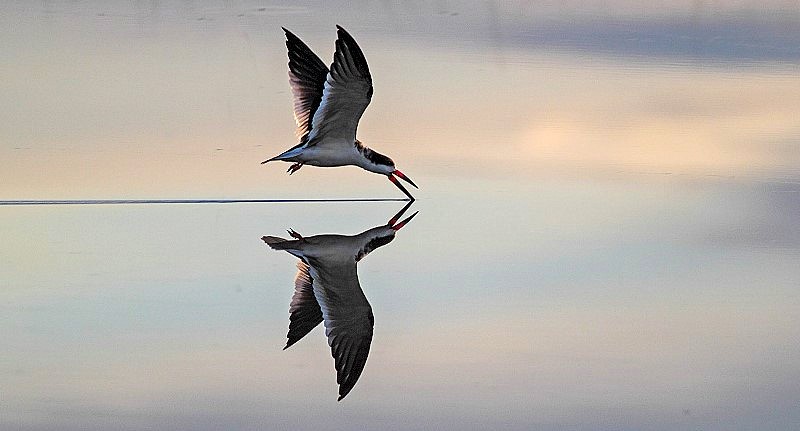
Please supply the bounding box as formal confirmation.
[261,202,418,400]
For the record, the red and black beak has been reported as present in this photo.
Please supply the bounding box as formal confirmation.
[387,201,418,230]
[392,170,418,189]
[390,211,418,230]
[387,201,414,227]
[388,170,418,201]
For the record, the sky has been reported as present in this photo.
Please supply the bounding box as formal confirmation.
[1,0,799,199]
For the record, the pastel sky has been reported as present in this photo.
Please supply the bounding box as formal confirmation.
[1,0,799,199]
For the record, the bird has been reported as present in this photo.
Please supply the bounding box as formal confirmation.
[261,202,418,401]
[262,25,419,200]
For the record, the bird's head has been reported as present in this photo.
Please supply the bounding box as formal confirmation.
[355,204,418,262]
[355,141,419,200]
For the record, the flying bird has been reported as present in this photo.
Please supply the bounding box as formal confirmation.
[262,203,418,400]
[262,25,418,200]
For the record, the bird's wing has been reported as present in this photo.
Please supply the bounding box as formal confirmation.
[306,25,373,145]
[306,258,374,401]
[283,27,329,142]
[284,261,323,350]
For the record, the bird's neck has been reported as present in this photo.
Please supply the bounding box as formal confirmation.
[354,226,395,262]
[354,141,393,174]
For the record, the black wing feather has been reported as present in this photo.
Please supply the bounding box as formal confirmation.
[283,27,329,143]
[308,262,375,401]
[306,26,373,143]
[330,310,374,401]
[284,261,323,349]
[333,25,371,83]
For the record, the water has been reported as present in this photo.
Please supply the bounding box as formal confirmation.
[2,1,799,430]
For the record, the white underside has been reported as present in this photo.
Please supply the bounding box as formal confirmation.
[278,137,363,167]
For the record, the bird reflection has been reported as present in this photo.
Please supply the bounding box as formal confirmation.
[262,202,418,401]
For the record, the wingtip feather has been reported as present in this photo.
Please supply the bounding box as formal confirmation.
[336,25,354,41]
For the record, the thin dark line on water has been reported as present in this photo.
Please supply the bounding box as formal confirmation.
[0,198,410,206]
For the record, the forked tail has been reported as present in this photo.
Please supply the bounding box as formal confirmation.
[261,145,305,164]
[261,236,301,250]
[260,155,284,164]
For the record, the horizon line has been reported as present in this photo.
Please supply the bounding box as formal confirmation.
[0,198,411,206]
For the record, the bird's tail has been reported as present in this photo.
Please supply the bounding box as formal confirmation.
[261,236,301,250]
[260,155,280,164]
[261,146,304,164]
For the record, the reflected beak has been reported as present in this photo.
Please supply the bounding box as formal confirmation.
[390,211,419,231]
[392,170,418,189]
[388,174,415,201]
[387,201,414,227]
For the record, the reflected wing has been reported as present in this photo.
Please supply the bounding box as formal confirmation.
[284,261,323,350]
[328,307,373,402]
[307,26,373,145]
[283,28,329,142]
[307,259,374,401]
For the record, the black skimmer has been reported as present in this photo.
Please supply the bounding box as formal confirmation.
[261,202,418,401]
[262,26,419,200]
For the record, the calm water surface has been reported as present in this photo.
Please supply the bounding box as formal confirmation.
[2,1,799,430]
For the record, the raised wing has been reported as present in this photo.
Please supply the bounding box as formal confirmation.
[284,261,323,350]
[306,259,374,401]
[307,25,374,144]
[283,27,329,142]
